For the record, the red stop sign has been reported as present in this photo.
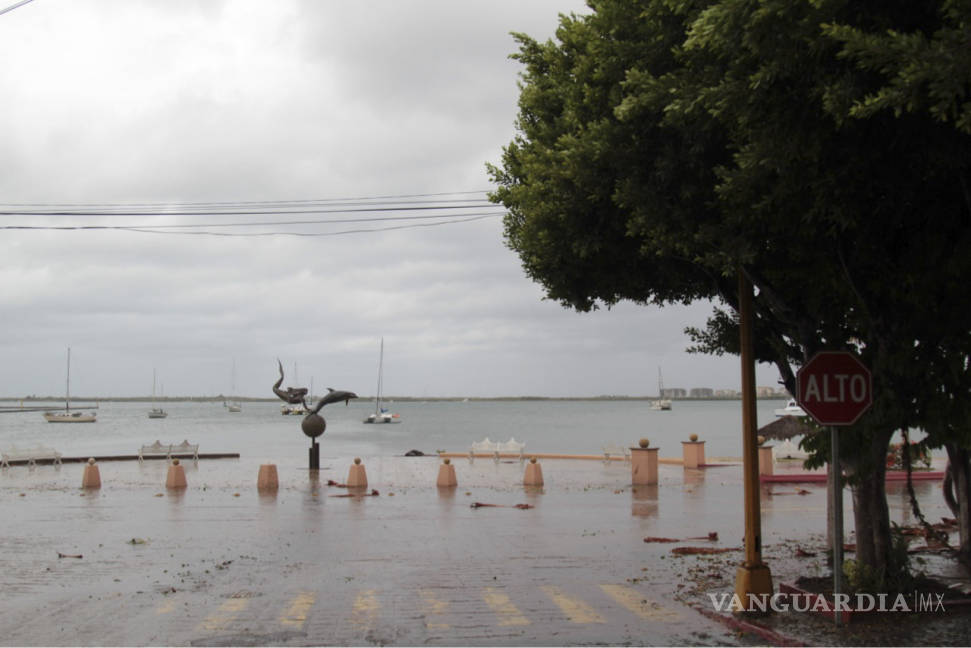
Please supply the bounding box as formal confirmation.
[796,351,873,426]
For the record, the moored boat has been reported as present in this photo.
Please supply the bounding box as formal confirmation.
[44,348,97,423]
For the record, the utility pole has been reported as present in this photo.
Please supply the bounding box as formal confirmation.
[734,270,773,609]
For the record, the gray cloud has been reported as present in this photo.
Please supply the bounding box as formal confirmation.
[0,0,782,398]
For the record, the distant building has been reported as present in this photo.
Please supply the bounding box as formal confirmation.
[661,388,687,399]
[714,389,739,398]
[756,386,784,398]
[689,388,714,398]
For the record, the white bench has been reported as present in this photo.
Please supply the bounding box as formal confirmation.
[601,443,631,464]
[469,437,526,464]
[138,440,199,462]
[1,445,62,468]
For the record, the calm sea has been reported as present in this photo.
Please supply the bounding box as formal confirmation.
[1,398,927,464]
[2,398,794,461]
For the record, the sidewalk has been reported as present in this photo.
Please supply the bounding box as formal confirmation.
[0,453,964,646]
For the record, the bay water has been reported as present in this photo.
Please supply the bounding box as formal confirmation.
[3,398,796,464]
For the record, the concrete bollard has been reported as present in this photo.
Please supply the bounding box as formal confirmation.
[257,464,279,490]
[523,457,544,486]
[631,438,659,485]
[682,433,706,468]
[165,458,187,489]
[346,457,368,488]
[436,458,457,487]
[758,445,775,476]
[81,457,101,489]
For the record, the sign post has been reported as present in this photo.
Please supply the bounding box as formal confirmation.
[796,351,872,627]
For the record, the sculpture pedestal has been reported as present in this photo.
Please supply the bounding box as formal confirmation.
[758,446,774,476]
[631,447,659,485]
[682,441,706,469]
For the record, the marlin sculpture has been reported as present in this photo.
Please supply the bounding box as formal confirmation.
[272,359,357,412]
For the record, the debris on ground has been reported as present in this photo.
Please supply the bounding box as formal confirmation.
[671,546,739,555]
[330,489,380,498]
[57,552,82,559]
[645,532,719,543]
[470,502,533,509]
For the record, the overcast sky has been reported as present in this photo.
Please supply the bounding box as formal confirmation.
[0,0,782,399]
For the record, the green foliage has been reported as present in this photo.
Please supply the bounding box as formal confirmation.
[843,523,916,595]
[489,0,971,574]
[821,1,971,133]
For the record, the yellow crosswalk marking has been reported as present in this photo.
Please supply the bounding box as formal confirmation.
[541,585,605,624]
[482,587,530,626]
[351,589,379,631]
[600,584,680,621]
[200,597,249,631]
[156,598,177,615]
[419,589,450,630]
[280,591,316,629]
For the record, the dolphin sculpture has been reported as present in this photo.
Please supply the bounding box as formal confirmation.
[272,359,309,404]
[309,388,358,414]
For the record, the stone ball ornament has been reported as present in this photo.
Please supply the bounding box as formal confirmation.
[689,433,699,442]
[638,438,650,449]
[301,413,326,439]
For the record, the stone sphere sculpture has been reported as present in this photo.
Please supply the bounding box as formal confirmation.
[638,438,650,449]
[301,413,326,438]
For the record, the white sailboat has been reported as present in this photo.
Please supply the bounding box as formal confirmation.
[650,367,672,411]
[363,338,400,424]
[148,369,167,419]
[44,348,97,423]
[226,359,242,413]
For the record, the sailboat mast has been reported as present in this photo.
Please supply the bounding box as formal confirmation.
[65,347,71,412]
[375,338,384,415]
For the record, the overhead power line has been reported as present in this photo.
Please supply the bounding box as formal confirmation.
[0,190,507,237]
[0,0,37,18]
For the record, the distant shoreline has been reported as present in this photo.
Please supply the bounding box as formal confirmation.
[1,395,787,403]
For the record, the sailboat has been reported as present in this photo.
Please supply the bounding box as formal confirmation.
[650,367,672,411]
[43,348,97,423]
[363,338,401,424]
[226,359,242,413]
[148,369,167,419]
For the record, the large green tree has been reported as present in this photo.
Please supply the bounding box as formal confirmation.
[489,0,971,584]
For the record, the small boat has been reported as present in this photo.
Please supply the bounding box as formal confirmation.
[281,404,306,415]
[44,348,97,423]
[148,369,167,419]
[774,399,807,417]
[650,367,672,411]
[363,338,401,424]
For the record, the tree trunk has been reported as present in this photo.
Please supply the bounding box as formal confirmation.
[848,428,896,584]
[944,443,971,561]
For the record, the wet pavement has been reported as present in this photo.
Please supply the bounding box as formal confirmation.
[0,453,967,646]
